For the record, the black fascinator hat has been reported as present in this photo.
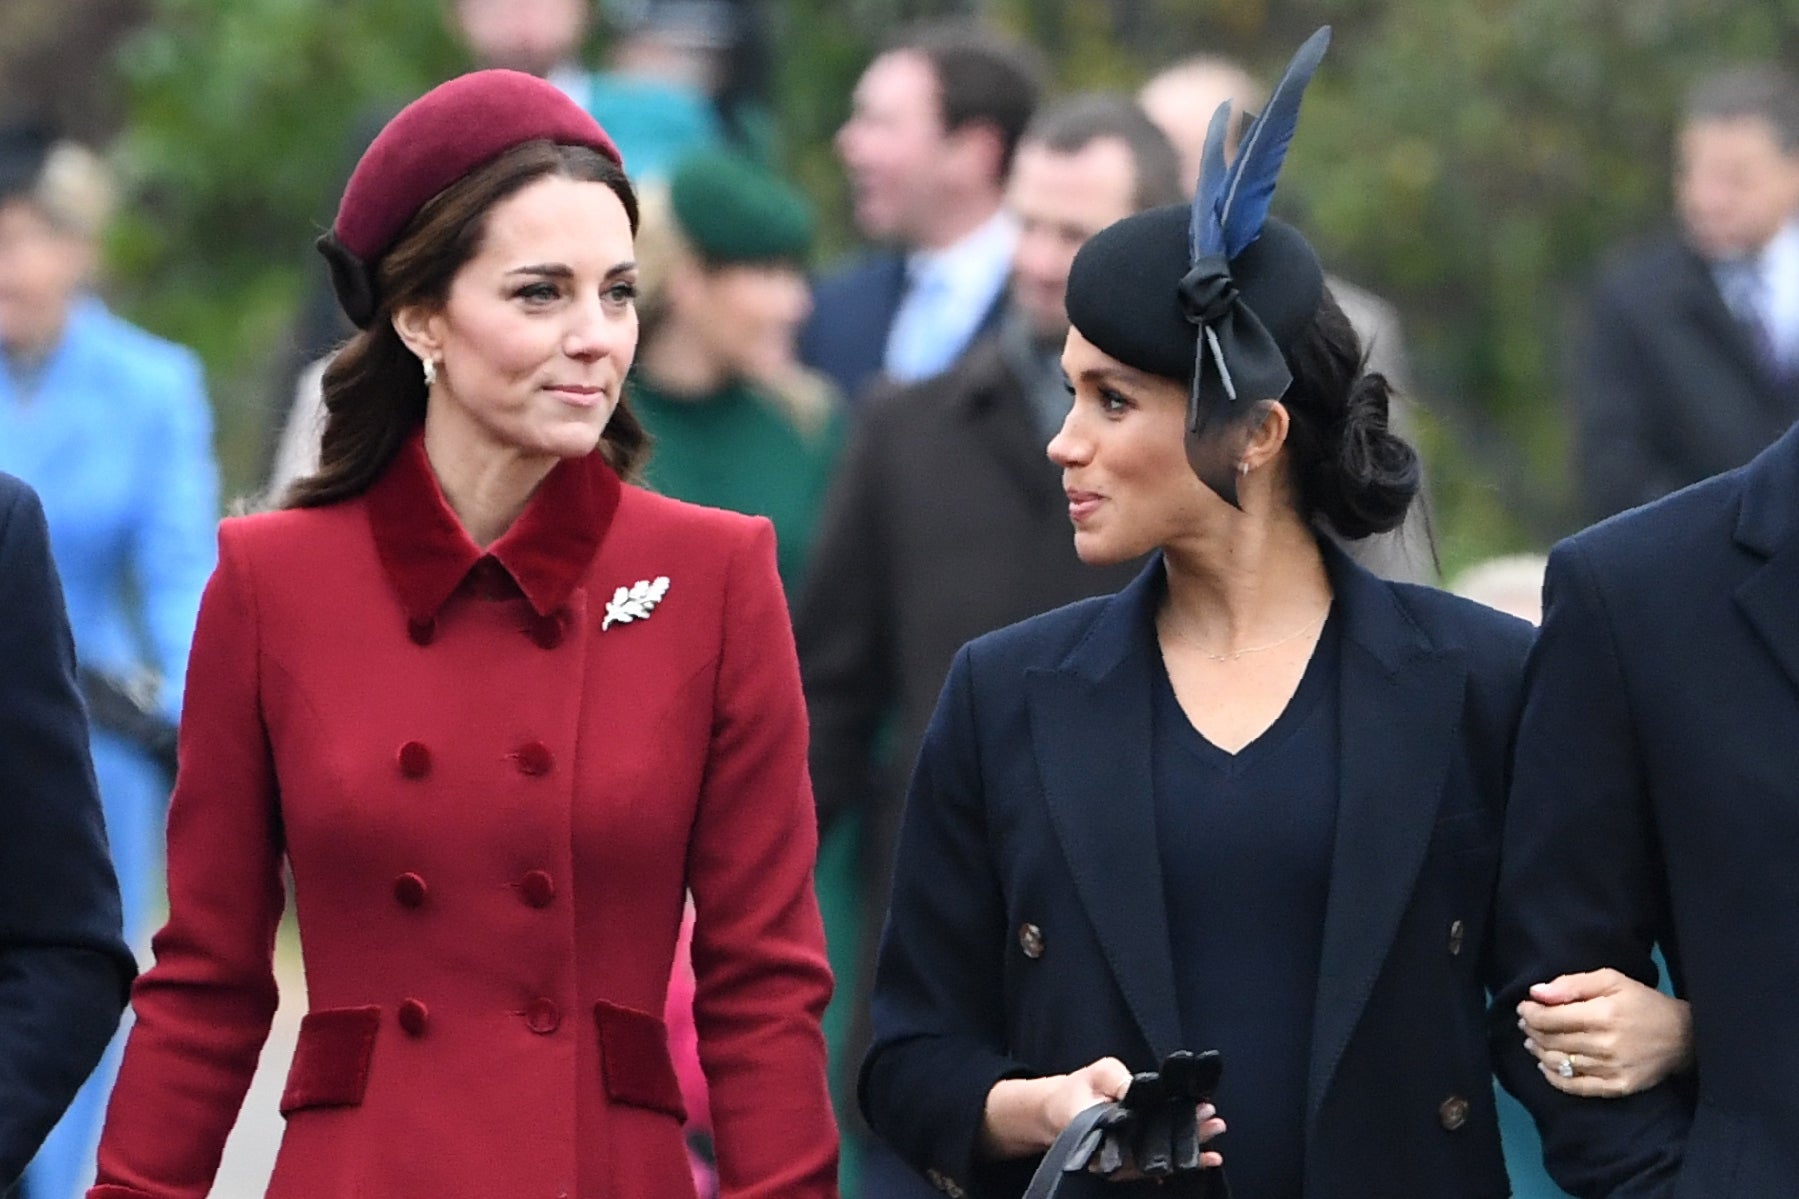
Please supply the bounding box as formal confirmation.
[1065,27,1331,506]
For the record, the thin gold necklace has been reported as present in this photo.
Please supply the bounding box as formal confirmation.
[1162,609,1329,662]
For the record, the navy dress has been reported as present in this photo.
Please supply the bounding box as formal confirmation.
[1154,611,1340,1199]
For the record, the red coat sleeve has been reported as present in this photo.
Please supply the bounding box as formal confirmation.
[90,523,286,1199]
[687,519,840,1198]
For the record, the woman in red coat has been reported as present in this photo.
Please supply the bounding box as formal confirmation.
[87,70,839,1199]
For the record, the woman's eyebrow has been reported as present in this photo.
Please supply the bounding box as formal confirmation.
[504,261,638,280]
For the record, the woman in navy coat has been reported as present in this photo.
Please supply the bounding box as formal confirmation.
[859,32,1678,1199]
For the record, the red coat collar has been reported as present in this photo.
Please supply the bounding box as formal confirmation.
[364,430,621,623]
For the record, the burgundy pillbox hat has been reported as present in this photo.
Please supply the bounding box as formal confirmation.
[317,69,624,327]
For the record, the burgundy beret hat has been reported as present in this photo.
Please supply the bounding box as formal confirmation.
[317,69,624,327]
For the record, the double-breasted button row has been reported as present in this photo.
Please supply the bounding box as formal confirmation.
[398,996,568,1037]
[397,739,558,777]
[1017,923,1045,959]
[394,870,558,909]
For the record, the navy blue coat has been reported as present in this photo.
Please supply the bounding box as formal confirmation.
[797,251,1006,406]
[0,471,135,1187]
[862,544,1533,1199]
[1494,422,1799,1197]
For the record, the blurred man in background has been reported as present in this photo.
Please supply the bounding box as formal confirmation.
[797,93,1182,1199]
[799,20,1045,404]
[1572,64,1799,521]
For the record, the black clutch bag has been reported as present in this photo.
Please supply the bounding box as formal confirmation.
[1021,1051,1229,1199]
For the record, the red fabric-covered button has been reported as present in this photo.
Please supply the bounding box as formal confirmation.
[397,741,431,779]
[407,617,436,646]
[527,613,564,649]
[514,741,553,776]
[524,997,561,1034]
[393,872,428,908]
[519,869,555,908]
[397,998,429,1037]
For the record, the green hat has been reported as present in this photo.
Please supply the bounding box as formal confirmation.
[668,151,813,265]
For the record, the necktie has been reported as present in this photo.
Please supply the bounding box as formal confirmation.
[1721,261,1783,381]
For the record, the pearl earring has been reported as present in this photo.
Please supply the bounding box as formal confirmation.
[1238,460,1250,477]
[422,357,438,388]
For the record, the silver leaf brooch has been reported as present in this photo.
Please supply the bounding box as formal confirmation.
[601,576,671,631]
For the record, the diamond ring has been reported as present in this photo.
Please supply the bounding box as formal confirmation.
[1556,1056,1576,1079]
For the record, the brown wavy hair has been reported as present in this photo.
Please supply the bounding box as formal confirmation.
[283,140,645,509]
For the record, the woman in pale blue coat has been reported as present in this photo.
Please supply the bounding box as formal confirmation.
[0,130,217,1199]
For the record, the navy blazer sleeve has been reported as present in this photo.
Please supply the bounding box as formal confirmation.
[0,475,136,1187]
[859,644,1034,1195]
[1491,538,1689,1197]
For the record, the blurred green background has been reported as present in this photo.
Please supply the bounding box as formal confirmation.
[5,0,1797,573]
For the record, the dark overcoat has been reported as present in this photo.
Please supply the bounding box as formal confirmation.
[0,471,135,1188]
[862,545,1533,1199]
[1571,232,1799,522]
[1494,421,1799,1196]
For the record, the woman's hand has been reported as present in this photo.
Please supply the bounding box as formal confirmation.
[980,1058,1225,1169]
[1518,968,1694,1098]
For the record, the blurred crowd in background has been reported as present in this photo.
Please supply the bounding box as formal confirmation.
[3,1,1797,1197]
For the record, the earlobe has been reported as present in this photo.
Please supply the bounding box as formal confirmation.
[390,305,442,363]
[1243,399,1291,471]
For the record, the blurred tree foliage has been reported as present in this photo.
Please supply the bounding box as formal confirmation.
[103,0,464,494]
[99,0,1797,567]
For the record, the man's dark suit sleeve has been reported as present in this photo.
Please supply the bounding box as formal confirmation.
[0,479,136,1187]
[1573,271,1687,522]
[794,409,896,835]
[1491,539,1688,1197]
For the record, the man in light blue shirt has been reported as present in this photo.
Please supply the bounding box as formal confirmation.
[800,20,1046,404]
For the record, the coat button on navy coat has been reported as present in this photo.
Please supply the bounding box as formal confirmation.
[1438,1095,1469,1131]
[1017,923,1045,959]
[1447,919,1465,956]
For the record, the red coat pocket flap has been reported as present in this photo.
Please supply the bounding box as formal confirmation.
[593,999,687,1121]
[279,1004,381,1115]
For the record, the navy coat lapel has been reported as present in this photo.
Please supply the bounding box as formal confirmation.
[1025,559,1183,1061]
[1306,544,1467,1125]
[1733,425,1799,696]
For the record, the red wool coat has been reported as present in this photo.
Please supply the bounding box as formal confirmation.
[88,434,839,1198]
